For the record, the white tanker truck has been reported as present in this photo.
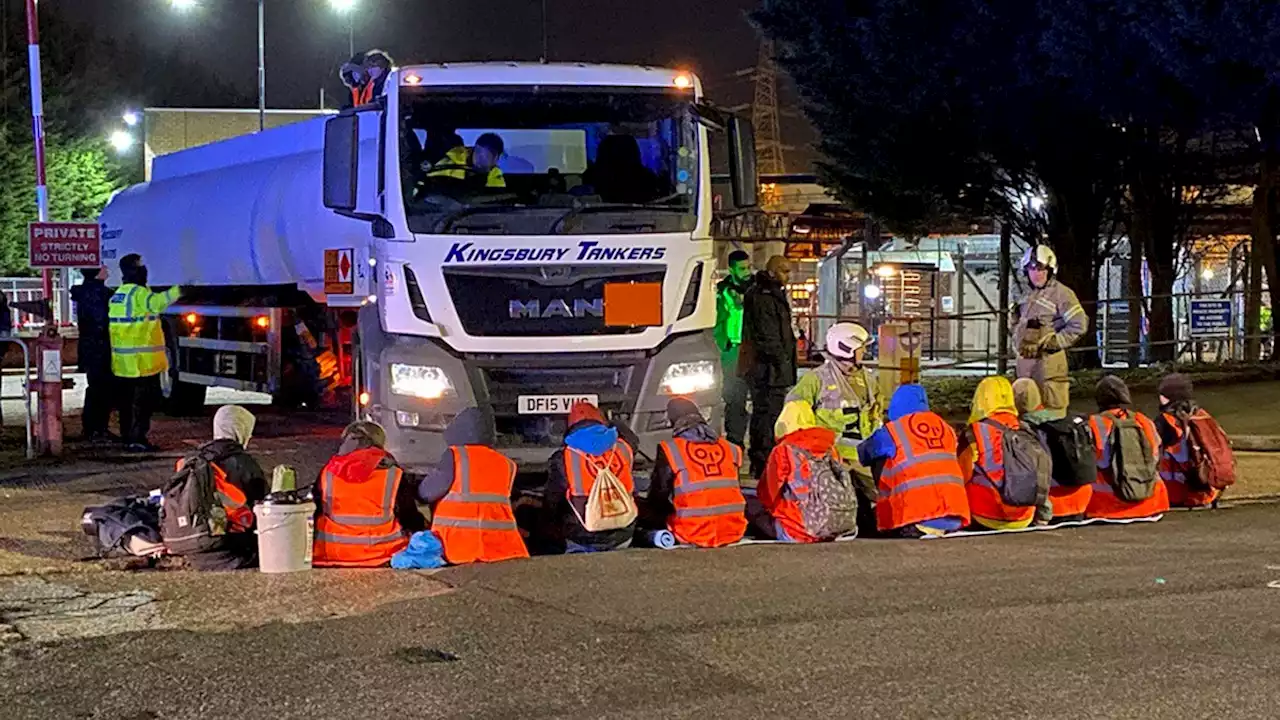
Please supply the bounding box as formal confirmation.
[99,61,758,469]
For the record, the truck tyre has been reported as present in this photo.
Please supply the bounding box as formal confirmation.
[160,319,207,416]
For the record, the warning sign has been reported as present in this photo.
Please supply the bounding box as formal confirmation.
[28,222,101,269]
[324,248,355,295]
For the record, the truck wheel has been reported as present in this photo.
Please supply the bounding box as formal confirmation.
[160,320,207,416]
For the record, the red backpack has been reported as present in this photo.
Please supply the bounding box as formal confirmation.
[1184,410,1236,491]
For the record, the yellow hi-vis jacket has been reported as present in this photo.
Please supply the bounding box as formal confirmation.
[425,146,506,187]
[108,284,181,378]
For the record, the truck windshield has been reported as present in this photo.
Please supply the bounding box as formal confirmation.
[399,86,699,235]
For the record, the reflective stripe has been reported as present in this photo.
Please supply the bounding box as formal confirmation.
[1063,305,1086,320]
[878,474,964,500]
[215,491,245,509]
[314,529,405,545]
[121,286,140,320]
[674,478,741,495]
[322,467,399,525]
[674,502,745,518]
[109,315,159,324]
[113,344,166,355]
[430,517,519,530]
[445,492,511,504]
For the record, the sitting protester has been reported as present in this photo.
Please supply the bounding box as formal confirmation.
[1155,374,1235,508]
[417,408,529,564]
[858,384,969,537]
[544,401,638,553]
[749,401,858,543]
[959,377,1050,531]
[643,397,747,548]
[1014,378,1094,523]
[1086,376,1170,521]
[313,421,426,567]
[161,405,268,570]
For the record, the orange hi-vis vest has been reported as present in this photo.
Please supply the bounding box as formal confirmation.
[431,446,529,564]
[313,448,409,567]
[877,412,970,532]
[658,437,747,548]
[351,82,375,106]
[174,456,253,533]
[564,439,636,506]
[1159,413,1219,508]
[965,415,1037,524]
[1086,410,1170,520]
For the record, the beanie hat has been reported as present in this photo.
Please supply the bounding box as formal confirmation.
[666,397,702,425]
[568,401,605,427]
[341,420,387,449]
[1011,378,1043,416]
[1095,375,1132,411]
[1158,373,1194,404]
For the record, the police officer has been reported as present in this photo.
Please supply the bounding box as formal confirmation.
[715,249,753,446]
[71,267,115,440]
[1014,245,1088,410]
[787,322,884,532]
[108,254,181,452]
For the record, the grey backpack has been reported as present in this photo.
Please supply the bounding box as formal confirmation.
[1109,416,1158,502]
[792,447,859,540]
[982,419,1051,508]
[159,446,231,556]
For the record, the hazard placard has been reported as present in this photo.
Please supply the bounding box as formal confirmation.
[324,248,355,295]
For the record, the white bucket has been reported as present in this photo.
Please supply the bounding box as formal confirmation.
[254,501,315,574]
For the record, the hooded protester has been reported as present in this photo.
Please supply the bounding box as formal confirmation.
[170,405,268,570]
[313,421,426,567]
[857,384,969,537]
[643,398,747,548]
[340,49,395,106]
[959,377,1038,531]
[749,400,855,543]
[1086,376,1169,520]
[420,408,528,564]
[1013,378,1060,424]
[544,401,637,553]
[1014,378,1093,523]
[1155,374,1221,508]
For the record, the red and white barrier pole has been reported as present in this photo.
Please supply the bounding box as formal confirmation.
[26,0,61,455]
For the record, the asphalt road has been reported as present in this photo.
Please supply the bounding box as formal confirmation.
[4,503,1280,719]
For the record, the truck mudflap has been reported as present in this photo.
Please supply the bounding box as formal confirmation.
[356,308,723,472]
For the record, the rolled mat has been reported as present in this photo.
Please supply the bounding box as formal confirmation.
[642,529,679,549]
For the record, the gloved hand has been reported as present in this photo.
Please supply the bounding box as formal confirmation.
[1018,326,1050,359]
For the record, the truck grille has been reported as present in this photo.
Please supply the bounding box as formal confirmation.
[443,265,664,337]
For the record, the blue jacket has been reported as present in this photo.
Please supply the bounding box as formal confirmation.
[858,384,930,467]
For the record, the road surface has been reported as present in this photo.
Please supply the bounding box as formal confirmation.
[3,503,1279,719]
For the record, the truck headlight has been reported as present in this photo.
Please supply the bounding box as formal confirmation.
[659,360,717,395]
[390,364,455,400]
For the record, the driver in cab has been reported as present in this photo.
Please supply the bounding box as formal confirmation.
[425,132,507,188]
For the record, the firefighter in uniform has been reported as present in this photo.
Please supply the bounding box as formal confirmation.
[1013,245,1089,410]
[787,322,884,533]
[107,254,181,452]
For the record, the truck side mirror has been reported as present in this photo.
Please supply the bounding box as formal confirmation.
[728,116,759,209]
[323,114,359,211]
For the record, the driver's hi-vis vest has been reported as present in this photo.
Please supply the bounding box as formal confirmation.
[877,413,970,532]
[313,448,409,567]
[659,437,747,548]
[431,446,529,565]
[108,283,180,378]
[425,145,506,187]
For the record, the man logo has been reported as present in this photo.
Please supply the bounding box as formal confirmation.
[508,298,604,319]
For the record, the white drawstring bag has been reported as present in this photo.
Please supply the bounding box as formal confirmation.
[572,451,637,532]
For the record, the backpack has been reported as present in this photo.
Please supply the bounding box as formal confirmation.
[1183,410,1236,491]
[1108,415,1158,502]
[792,447,859,540]
[160,446,235,556]
[982,419,1051,508]
[1037,414,1097,487]
[573,451,638,533]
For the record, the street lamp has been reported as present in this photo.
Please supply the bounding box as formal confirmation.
[329,0,356,57]
[122,110,140,127]
[109,130,135,154]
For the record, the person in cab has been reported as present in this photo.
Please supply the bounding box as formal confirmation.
[1086,376,1170,521]
[749,401,858,543]
[643,398,747,548]
[544,401,637,553]
[417,408,528,565]
[313,421,426,568]
[787,322,885,533]
[959,377,1049,531]
[426,132,507,188]
[858,384,969,538]
[1154,374,1234,509]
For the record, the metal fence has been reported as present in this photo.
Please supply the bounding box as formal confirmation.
[0,276,65,330]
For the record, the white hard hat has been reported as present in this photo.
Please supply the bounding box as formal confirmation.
[826,322,872,360]
[1020,245,1058,273]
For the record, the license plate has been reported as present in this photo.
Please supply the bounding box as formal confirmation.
[517,394,599,415]
[217,353,238,376]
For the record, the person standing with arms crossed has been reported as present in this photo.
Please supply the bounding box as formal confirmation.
[1013,245,1088,410]
[741,255,797,478]
[108,254,181,452]
[715,249,753,447]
